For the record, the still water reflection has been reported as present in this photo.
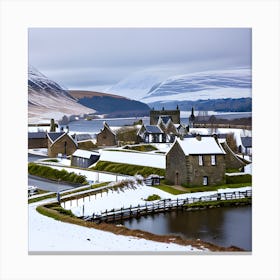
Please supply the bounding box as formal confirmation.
[122,206,252,251]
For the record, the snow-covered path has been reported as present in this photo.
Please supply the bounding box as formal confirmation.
[28,201,204,252]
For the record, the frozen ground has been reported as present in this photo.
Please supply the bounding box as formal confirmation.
[28,200,205,252]
[65,183,252,217]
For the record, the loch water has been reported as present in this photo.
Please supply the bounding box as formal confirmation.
[120,206,252,251]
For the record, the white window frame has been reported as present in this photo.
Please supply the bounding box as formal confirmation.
[198,155,203,166]
[211,155,216,166]
[203,176,208,186]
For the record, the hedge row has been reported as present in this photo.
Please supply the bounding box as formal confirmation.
[28,163,87,184]
[225,174,252,184]
[92,161,165,177]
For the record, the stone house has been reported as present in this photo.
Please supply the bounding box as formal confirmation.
[28,132,48,149]
[47,132,78,158]
[96,122,117,146]
[166,136,226,186]
[71,149,100,168]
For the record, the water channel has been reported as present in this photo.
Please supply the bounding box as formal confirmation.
[120,206,252,251]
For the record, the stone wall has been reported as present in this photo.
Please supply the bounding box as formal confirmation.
[188,154,226,186]
[28,138,47,149]
[166,141,188,185]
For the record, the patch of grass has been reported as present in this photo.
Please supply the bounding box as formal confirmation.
[42,159,59,162]
[226,168,241,173]
[28,193,56,204]
[184,197,252,209]
[78,141,98,150]
[145,194,161,201]
[92,161,165,177]
[123,144,158,152]
[152,182,251,195]
[152,185,188,195]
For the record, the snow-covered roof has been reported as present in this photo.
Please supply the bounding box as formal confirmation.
[72,149,99,159]
[176,137,226,155]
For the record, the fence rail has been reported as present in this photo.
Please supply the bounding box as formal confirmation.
[83,190,252,223]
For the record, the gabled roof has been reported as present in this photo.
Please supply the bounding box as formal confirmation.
[47,132,77,147]
[159,116,172,125]
[72,149,99,159]
[174,136,226,155]
[101,121,116,136]
[28,132,47,139]
[241,137,252,148]
[145,125,163,134]
[47,132,65,143]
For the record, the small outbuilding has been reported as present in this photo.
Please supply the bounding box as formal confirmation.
[71,149,100,168]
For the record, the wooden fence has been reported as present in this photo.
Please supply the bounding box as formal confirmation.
[83,189,252,223]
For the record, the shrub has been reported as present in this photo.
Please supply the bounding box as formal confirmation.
[145,194,161,201]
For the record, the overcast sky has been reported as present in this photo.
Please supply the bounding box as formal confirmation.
[28,28,251,91]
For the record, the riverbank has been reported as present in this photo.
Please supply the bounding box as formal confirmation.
[35,201,245,252]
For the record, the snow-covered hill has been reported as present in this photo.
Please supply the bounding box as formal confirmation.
[28,66,95,123]
[107,67,251,105]
[141,68,252,103]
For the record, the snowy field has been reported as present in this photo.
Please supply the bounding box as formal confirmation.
[99,149,166,168]
[28,201,205,252]
[64,183,252,217]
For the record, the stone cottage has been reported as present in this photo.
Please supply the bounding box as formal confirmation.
[28,132,48,149]
[96,122,117,146]
[137,124,166,143]
[166,136,226,186]
[47,132,78,158]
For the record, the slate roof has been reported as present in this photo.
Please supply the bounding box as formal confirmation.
[159,116,172,125]
[47,132,65,143]
[241,137,252,148]
[145,125,163,134]
[28,132,47,139]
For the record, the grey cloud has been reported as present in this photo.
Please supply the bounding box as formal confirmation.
[28,28,251,90]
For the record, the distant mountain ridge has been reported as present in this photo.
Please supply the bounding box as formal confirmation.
[69,90,150,118]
